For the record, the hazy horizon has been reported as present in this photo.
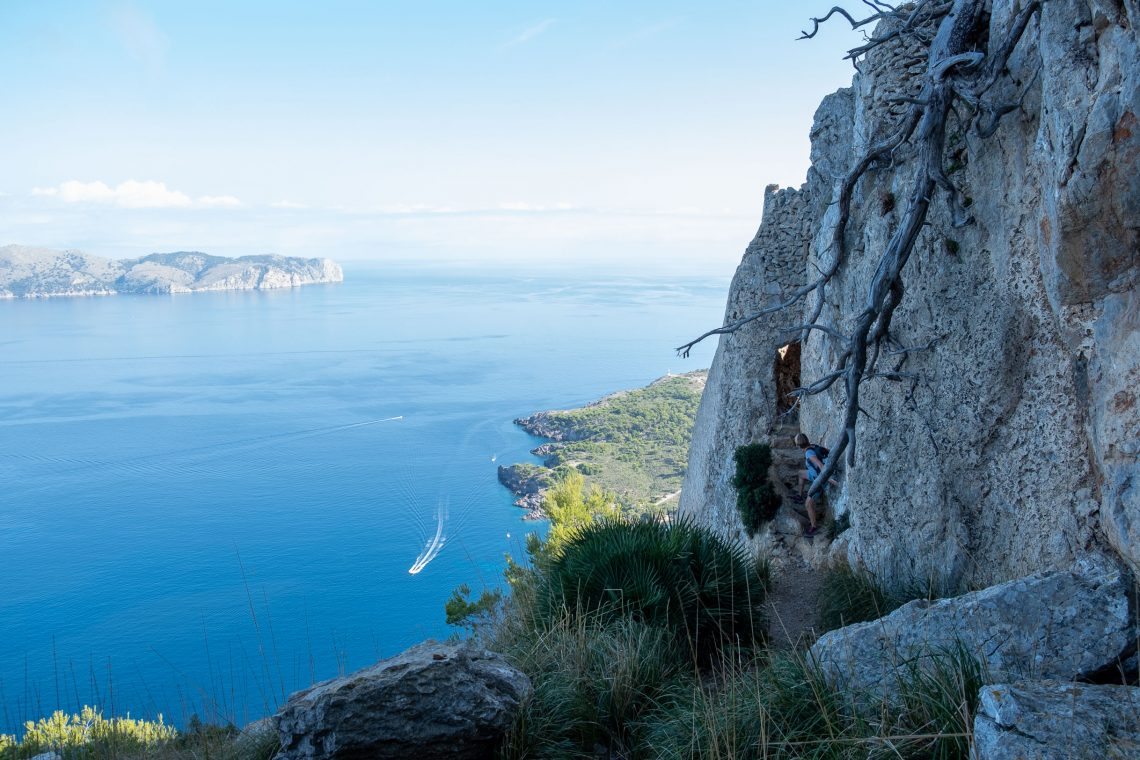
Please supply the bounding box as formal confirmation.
[1,2,865,276]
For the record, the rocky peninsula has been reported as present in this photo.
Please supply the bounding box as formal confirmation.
[0,245,343,298]
[498,371,706,517]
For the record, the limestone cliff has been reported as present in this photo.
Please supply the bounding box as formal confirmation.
[0,246,344,298]
[682,1,1139,588]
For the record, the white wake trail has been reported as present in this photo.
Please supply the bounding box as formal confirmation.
[408,498,448,575]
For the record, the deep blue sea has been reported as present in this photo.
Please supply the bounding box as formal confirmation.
[0,264,725,732]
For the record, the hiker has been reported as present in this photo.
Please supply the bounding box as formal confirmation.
[795,433,838,536]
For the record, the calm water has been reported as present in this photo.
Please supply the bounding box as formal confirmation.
[0,264,725,732]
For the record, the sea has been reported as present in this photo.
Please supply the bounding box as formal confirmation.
[0,263,727,733]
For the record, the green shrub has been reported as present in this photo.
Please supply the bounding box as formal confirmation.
[3,706,177,760]
[893,644,987,760]
[818,567,953,634]
[731,443,782,536]
[818,567,903,633]
[535,518,768,662]
[640,647,984,760]
[495,615,689,759]
[640,654,850,759]
[445,583,504,630]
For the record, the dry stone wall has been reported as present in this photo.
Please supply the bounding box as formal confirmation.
[681,0,1139,586]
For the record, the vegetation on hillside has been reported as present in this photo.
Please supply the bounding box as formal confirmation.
[0,707,177,759]
[454,474,985,758]
[0,709,279,760]
[505,372,705,515]
[487,507,771,757]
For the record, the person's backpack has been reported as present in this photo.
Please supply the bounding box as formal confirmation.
[807,444,829,462]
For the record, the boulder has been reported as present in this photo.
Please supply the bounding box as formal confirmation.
[973,680,1140,759]
[276,640,531,760]
[810,559,1135,702]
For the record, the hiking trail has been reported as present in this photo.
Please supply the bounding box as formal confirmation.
[761,418,830,649]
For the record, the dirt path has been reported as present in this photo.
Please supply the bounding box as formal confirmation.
[765,556,824,650]
[761,418,829,650]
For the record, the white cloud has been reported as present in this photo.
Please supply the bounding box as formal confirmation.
[31,180,241,209]
[504,18,556,48]
[271,200,307,209]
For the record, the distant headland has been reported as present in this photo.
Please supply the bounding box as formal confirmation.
[0,245,343,298]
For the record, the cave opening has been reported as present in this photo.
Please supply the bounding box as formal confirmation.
[774,341,801,417]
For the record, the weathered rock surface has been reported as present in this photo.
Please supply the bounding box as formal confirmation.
[973,680,1140,759]
[810,560,1135,700]
[0,245,343,298]
[682,1,1140,586]
[276,641,530,760]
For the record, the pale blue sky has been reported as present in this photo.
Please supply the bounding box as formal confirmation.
[0,2,864,273]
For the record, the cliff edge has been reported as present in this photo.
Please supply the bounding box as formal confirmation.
[681,1,1139,588]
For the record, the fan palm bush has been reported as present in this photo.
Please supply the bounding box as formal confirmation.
[535,518,768,662]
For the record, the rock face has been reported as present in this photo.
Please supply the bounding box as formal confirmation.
[974,681,1140,759]
[0,245,343,298]
[681,2,1140,586]
[496,463,553,516]
[809,560,1135,702]
[275,640,530,760]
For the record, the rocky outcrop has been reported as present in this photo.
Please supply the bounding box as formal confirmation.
[501,372,707,516]
[681,2,1140,586]
[275,640,530,760]
[0,245,343,298]
[497,463,554,516]
[514,412,588,442]
[809,560,1135,703]
[974,681,1140,759]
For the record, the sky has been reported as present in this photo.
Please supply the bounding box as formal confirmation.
[0,2,865,275]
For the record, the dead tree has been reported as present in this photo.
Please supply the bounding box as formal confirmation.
[677,0,1043,498]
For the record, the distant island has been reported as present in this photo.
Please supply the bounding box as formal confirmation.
[0,245,343,298]
[498,371,707,518]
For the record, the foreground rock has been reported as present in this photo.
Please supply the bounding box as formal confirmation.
[0,245,343,298]
[973,680,1140,759]
[276,641,530,760]
[810,559,1134,702]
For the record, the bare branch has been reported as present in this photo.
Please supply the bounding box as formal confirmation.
[931,51,985,81]
[799,6,884,40]
[975,1,1043,95]
[791,368,848,397]
[976,67,1041,138]
[675,278,826,357]
[779,322,848,342]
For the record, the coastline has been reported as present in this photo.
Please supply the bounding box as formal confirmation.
[497,371,707,519]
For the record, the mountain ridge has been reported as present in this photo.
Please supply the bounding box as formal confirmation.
[0,245,344,298]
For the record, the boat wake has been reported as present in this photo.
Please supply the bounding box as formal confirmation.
[408,498,448,575]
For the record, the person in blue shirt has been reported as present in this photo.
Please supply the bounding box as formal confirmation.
[795,433,838,536]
